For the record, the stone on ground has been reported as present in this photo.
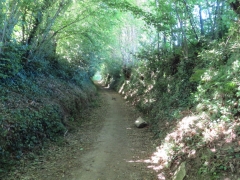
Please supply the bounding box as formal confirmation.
[135,117,147,128]
[172,162,186,180]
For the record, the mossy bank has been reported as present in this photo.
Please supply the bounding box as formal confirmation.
[0,72,97,177]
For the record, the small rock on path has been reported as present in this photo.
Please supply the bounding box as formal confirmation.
[71,84,157,180]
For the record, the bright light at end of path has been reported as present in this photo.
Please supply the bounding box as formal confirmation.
[92,71,102,81]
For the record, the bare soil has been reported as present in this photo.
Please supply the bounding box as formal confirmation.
[5,83,158,180]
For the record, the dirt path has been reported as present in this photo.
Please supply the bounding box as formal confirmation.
[71,85,156,180]
[5,84,157,180]
[69,84,156,180]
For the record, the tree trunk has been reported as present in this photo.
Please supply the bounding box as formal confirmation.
[230,0,240,14]
[23,11,42,62]
[199,5,204,36]
[0,1,20,54]
[175,3,188,58]
[206,0,214,38]
[213,0,220,39]
[183,0,199,40]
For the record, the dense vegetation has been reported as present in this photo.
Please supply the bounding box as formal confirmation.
[104,0,239,123]
[1,0,240,179]
[0,0,113,175]
[101,0,240,179]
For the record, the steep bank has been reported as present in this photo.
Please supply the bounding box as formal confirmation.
[0,74,97,177]
[104,49,240,179]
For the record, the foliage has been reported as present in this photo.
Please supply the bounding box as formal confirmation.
[193,35,240,122]
[0,42,24,78]
[0,72,97,176]
[0,0,105,172]
[0,105,65,154]
[103,0,239,122]
[1,0,240,178]
[100,1,240,178]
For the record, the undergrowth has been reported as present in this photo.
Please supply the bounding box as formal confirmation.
[0,59,97,177]
[103,25,240,179]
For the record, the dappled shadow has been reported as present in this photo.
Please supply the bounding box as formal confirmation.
[96,76,240,179]
[127,114,240,179]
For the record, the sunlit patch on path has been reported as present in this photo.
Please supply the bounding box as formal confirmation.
[128,114,240,179]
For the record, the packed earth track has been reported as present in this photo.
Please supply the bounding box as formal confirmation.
[71,83,157,180]
[5,83,157,180]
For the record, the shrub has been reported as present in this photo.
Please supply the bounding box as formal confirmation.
[0,104,65,157]
[0,42,24,79]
